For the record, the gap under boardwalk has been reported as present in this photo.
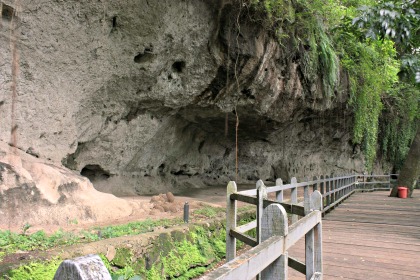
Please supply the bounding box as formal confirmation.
[288,191,420,280]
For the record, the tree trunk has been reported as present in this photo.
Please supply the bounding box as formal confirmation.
[390,127,420,197]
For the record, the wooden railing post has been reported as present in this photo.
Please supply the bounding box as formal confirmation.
[336,175,341,202]
[363,172,366,190]
[343,175,346,199]
[305,190,323,280]
[311,191,323,276]
[319,175,325,208]
[226,181,237,262]
[257,180,267,244]
[313,176,319,192]
[330,174,335,205]
[261,204,288,279]
[304,177,310,218]
[291,177,298,224]
[325,175,330,209]
[305,192,314,280]
[355,174,358,191]
[340,175,343,200]
[388,173,391,189]
[276,178,283,202]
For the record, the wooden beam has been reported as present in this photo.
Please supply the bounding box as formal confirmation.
[234,220,256,233]
[226,181,237,261]
[322,190,355,213]
[230,193,305,216]
[288,256,306,274]
[200,235,285,280]
[286,211,321,248]
[231,193,257,205]
[265,201,305,216]
[230,229,258,247]
[291,177,298,224]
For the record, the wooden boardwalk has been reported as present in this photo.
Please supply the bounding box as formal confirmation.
[289,191,420,279]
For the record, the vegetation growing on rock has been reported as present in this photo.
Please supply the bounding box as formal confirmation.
[2,207,255,280]
[249,0,419,171]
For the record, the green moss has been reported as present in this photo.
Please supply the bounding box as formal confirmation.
[170,230,185,243]
[112,248,134,268]
[103,219,241,279]
[146,232,173,266]
[131,258,146,277]
[4,259,61,280]
[146,265,162,280]
[3,208,255,280]
[176,267,207,280]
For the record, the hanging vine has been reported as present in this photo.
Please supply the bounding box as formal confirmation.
[247,0,411,171]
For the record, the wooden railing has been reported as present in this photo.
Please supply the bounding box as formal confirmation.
[201,174,393,280]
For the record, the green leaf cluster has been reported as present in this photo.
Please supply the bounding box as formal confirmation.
[100,225,228,280]
[4,259,61,280]
[250,0,417,171]
[0,218,182,256]
[337,37,400,169]
[379,84,419,170]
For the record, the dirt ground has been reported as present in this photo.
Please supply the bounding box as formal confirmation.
[5,181,301,236]
[0,183,303,277]
[16,184,253,235]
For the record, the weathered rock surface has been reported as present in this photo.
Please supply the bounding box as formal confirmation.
[0,0,366,204]
[0,141,133,229]
[53,254,111,280]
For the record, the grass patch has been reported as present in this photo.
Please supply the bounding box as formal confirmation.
[4,259,61,280]
[0,218,183,256]
[192,205,225,218]
[2,205,256,280]
[102,224,229,280]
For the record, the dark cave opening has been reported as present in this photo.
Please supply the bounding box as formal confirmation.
[134,47,154,63]
[1,3,15,21]
[81,164,111,182]
[172,61,186,73]
[112,16,117,28]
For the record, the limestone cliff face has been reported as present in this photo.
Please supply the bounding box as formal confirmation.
[0,0,365,196]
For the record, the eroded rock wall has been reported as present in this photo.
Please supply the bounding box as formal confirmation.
[1,0,365,196]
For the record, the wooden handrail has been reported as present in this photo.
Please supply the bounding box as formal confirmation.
[210,173,396,280]
[202,200,322,280]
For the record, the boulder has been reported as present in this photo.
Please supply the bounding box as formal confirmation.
[53,254,111,280]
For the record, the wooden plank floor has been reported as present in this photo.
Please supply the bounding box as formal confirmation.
[288,191,420,279]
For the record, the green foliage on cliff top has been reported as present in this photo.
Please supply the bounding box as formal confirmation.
[250,0,419,171]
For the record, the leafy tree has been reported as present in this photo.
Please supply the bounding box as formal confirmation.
[250,0,417,187]
[352,0,419,197]
[352,0,419,83]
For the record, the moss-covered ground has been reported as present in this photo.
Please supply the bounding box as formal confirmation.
[1,206,255,280]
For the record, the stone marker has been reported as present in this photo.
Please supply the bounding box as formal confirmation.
[53,254,111,280]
